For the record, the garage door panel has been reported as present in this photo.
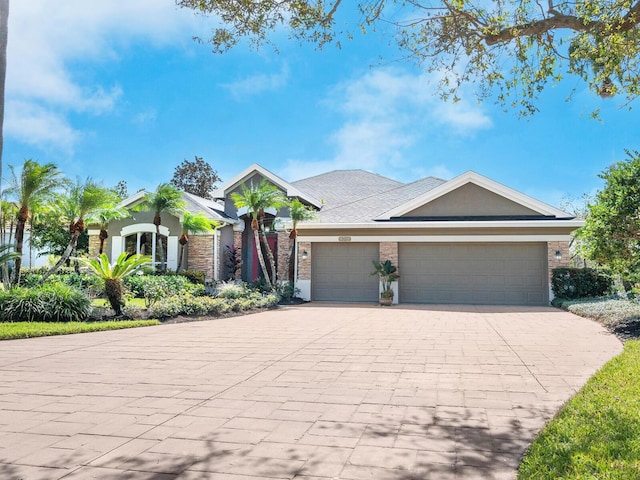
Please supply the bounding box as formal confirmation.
[312,243,379,302]
[399,243,548,306]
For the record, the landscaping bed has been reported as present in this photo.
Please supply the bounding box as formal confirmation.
[553,296,640,341]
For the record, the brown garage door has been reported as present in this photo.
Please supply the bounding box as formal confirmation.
[399,243,548,305]
[312,243,380,302]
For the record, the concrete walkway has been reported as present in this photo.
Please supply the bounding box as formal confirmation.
[0,305,622,480]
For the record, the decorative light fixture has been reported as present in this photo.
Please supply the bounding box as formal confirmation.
[555,250,562,261]
[302,250,308,260]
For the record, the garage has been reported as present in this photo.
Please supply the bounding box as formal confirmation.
[399,243,548,305]
[311,243,380,302]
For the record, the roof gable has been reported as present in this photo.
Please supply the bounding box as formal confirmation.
[217,163,322,208]
[378,171,572,220]
[117,190,234,224]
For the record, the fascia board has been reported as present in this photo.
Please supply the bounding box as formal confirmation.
[217,163,322,208]
[117,190,147,209]
[377,171,572,219]
[297,218,585,229]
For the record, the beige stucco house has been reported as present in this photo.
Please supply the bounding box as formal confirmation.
[90,164,582,306]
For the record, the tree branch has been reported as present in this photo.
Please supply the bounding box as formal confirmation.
[484,0,640,46]
[484,14,591,45]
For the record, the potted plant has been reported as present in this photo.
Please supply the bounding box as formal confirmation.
[371,259,399,306]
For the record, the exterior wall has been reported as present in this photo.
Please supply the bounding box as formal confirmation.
[296,241,312,300]
[379,241,399,304]
[88,234,101,257]
[233,230,243,280]
[379,241,398,265]
[547,240,572,301]
[277,231,291,281]
[187,234,214,279]
[297,241,311,280]
[404,183,542,217]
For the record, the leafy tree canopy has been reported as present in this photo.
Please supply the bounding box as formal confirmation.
[170,156,221,199]
[177,0,640,115]
[579,149,640,279]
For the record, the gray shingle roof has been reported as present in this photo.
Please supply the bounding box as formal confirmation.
[291,170,446,223]
[182,192,236,223]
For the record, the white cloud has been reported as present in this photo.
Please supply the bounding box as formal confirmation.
[5,100,79,153]
[6,0,203,151]
[280,67,492,181]
[222,63,290,99]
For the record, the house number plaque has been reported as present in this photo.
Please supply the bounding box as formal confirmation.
[338,236,351,242]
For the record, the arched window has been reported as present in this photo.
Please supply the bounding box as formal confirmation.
[124,232,167,269]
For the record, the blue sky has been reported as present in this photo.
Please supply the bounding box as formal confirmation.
[4,1,640,210]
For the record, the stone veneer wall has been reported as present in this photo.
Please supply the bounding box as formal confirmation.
[379,242,398,266]
[88,235,101,258]
[297,241,311,280]
[233,231,243,280]
[187,234,214,279]
[547,240,572,281]
[277,231,291,281]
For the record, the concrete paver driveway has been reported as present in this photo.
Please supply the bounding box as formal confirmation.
[0,305,622,479]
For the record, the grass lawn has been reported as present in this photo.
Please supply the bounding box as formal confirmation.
[518,340,640,479]
[0,320,160,340]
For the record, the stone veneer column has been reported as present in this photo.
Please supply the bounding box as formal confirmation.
[547,241,572,281]
[187,235,214,279]
[297,241,311,280]
[379,241,399,266]
[233,230,243,280]
[379,241,399,304]
[277,231,291,281]
[88,234,101,258]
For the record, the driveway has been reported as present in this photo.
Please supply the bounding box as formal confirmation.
[0,305,622,480]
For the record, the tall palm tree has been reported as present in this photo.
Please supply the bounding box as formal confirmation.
[136,183,186,273]
[0,0,9,226]
[0,198,16,286]
[0,243,18,290]
[177,211,217,273]
[231,179,285,287]
[89,205,130,255]
[5,160,62,285]
[283,198,316,281]
[40,179,115,282]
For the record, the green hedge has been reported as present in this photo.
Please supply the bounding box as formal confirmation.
[552,268,613,299]
[0,283,91,323]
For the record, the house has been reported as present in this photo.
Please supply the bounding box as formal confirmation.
[90,164,582,306]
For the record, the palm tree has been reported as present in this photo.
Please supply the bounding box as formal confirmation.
[89,205,130,255]
[136,183,186,273]
[231,180,285,288]
[5,160,62,285]
[0,198,16,286]
[0,243,18,290]
[0,0,9,227]
[177,211,218,273]
[40,179,115,282]
[78,252,150,316]
[283,198,316,281]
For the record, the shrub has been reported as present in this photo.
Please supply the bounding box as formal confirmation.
[0,283,91,323]
[216,281,248,299]
[551,268,613,299]
[124,274,205,299]
[180,270,206,285]
[20,272,103,296]
[148,291,278,319]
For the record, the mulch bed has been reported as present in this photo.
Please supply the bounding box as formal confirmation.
[610,320,640,342]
